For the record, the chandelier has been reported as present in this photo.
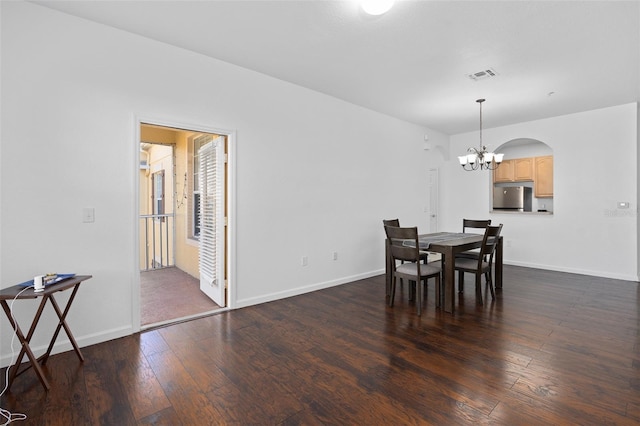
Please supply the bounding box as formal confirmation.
[458,99,503,171]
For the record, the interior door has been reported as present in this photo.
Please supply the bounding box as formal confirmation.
[198,136,226,306]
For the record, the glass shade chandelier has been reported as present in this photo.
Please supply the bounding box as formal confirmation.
[458,99,503,171]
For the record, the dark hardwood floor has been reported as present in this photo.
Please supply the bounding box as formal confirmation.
[1,265,639,425]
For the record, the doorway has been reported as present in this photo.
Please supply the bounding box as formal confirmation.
[138,122,230,328]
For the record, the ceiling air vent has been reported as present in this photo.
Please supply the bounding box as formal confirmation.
[468,68,498,81]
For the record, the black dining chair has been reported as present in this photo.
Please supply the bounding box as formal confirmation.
[456,219,491,293]
[383,219,429,298]
[454,224,503,305]
[384,225,441,315]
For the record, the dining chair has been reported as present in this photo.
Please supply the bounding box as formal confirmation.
[456,219,491,292]
[384,225,441,316]
[454,224,503,305]
[382,219,429,300]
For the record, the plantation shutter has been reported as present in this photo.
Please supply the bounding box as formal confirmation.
[198,137,225,306]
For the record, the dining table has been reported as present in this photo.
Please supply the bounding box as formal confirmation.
[385,232,503,314]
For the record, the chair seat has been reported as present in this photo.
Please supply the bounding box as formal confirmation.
[456,248,481,260]
[454,257,489,272]
[396,262,440,277]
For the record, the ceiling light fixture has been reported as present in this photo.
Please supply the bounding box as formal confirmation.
[361,0,394,15]
[458,99,503,171]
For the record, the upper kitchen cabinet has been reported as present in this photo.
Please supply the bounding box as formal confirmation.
[493,158,533,182]
[514,158,534,181]
[493,159,514,182]
[534,156,554,197]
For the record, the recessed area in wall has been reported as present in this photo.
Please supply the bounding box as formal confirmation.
[492,138,554,214]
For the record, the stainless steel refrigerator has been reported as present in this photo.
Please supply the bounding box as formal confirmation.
[493,186,532,211]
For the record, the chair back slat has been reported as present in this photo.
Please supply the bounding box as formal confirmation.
[463,218,491,233]
[383,218,400,227]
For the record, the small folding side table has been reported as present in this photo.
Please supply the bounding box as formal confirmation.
[0,274,92,391]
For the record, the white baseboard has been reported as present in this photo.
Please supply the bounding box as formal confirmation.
[233,269,384,309]
[504,260,639,282]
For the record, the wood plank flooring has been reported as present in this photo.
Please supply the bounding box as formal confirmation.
[1,265,639,425]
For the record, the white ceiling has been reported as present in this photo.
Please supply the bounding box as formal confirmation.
[33,0,640,135]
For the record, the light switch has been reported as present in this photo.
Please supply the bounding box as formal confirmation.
[83,207,95,223]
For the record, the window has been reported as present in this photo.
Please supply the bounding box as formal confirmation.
[152,170,165,220]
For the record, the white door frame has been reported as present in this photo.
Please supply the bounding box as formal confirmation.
[428,168,438,232]
[132,115,236,332]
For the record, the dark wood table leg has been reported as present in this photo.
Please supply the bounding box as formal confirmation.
[41,284,84,365]
[1,299,51,391]
[495,238,503,289]
[442,247,455,313]
[435,258,443,308]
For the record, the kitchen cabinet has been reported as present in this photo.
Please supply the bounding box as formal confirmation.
[493,158,533,182]
[513,158,533,181]
[493,160,514,182]
[534,155,553,197]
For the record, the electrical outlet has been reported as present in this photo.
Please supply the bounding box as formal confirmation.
[301,256,308,266]
[332,251,338,261]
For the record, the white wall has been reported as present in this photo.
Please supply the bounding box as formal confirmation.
[0,2,448,366]
[442,103,638,281]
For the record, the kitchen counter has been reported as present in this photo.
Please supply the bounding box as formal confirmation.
[490,210,553,215]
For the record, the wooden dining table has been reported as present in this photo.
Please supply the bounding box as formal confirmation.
[386,232,503,313]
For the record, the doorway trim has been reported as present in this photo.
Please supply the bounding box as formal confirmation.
[133,115,236,332]
[428,168,439,232]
